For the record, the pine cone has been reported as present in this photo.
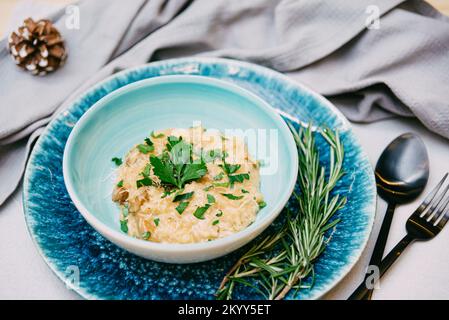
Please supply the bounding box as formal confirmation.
[7,18,67,76]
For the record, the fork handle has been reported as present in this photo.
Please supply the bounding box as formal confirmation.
[348,234,414,300]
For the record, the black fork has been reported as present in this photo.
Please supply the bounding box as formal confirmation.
[349,173,449,299]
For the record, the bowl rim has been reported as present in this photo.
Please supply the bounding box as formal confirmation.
[62,74,299,254]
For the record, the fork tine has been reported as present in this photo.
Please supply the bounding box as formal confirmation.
[417,173,448,217]
[431,188,449,224]
[426,183,449,221]
[437,196,449,228]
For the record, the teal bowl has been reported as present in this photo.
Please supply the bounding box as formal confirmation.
[63,75,298,263]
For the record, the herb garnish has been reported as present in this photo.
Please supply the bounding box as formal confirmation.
[241,189,249,194]
[151,131,164,139]
[216,125,346,300]
[228,173,250,186]
[221,193,243,200]
[150,139,207,189]
[136,164,153,188]
[258,201,267,209]
[117,180,123,187]
[213,182,230,188]
[212,220,220,225]
[176,201,189,214]
[111,157,122,166]
[219,163,240,175]
[213,172,224,181]
[207,194,216,204]
[173,191,194,202]
[204,185,214,191]
[216,210,223,217]
[138,143,154,154]
[120,220,128,233]
[193,204,211,220]
[142,231,151,239]
[154,218,160,226]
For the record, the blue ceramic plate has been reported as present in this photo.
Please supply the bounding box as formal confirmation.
[23,58,376,300]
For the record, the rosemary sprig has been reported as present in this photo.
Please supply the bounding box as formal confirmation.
[216,124,346,300]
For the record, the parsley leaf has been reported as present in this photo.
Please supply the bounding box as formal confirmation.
[193,204,211,220]
[212,220,220,225]
[144,137,154,146]
[166,136,182,151]
[173,191,194,202]
[117,180,123,187]
[176,201,189,214]
[216,210,223,217]
[213,172,224,181]
[207,194,216,204]
[151,131,165,139]
[180,163,207,186]
[221,193,244,200]
[138,143,154,154]
[220,163,241,175]
[213,182,230,188]
[229,173,250,186]
[120,220,128,233]
[111,157,122,166]
[150,137,208,189]
[241,189,249,194]
[258,201,267,209]
[150,155,178,186]
[154,218,160,226]
[142,231,151,239]
[204,185,214,191]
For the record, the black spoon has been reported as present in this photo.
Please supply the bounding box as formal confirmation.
[350,132,429,300]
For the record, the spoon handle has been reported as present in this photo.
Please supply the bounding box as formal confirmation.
[359,202,396,300]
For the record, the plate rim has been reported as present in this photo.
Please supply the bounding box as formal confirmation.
[22,57,376,300]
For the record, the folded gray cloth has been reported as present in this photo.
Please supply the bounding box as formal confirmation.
[1,0,449,205]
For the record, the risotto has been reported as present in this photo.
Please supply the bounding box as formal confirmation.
[111,126,265,244]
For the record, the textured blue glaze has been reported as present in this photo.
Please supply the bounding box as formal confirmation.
[23,58,376,300]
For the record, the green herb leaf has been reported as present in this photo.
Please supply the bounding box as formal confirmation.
[111,157,122,166]
[142,163,152,176]
[213,172,224,181]
[144,137,154,146]
[204,185,214,191]
[193,204,211,220]
[221,193,244,200]
[176,201,189,214]
[122,204,129,217]
[220,163,241,175]
[154,218,160,226]
[142,231,151,239]
[216,210,223,217]
[207,194,216,204]
[150,155,178,186]
[213,182,230,188]
[229,173,250,186]
[166,136,182,151]
[151,131,164,139]
[173,191,194,202]
[120,220,128,233]
[179,163,207,186]
[258,201,267,209]
[136,176,153,188]
[212,220,220,225]
[117,180,123,187]
[138,144,154,154]
[241,189,249,194]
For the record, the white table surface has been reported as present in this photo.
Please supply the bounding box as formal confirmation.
[1,117,449,300]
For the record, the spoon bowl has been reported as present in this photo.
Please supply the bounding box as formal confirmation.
[376,133,429,204]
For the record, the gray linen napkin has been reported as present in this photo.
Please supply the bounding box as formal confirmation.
[1,0,449,206]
